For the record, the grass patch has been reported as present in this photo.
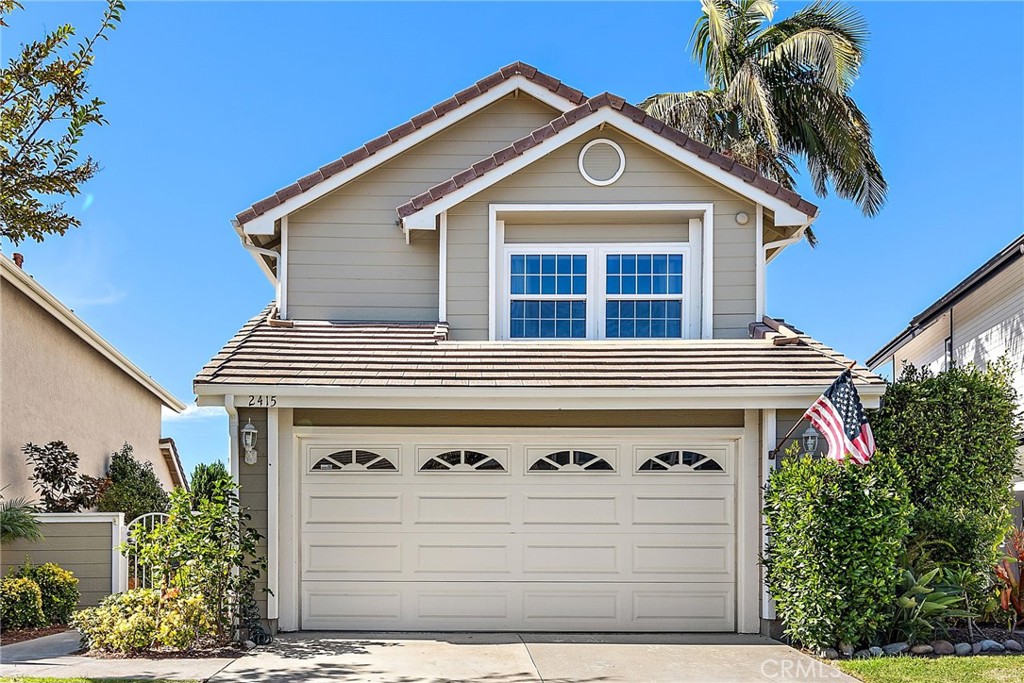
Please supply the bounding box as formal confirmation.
[837,655,1024,683]
[0,679,197,683]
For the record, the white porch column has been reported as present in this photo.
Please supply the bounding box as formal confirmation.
[737,409,761,633]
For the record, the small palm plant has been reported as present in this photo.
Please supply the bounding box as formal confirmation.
[0,495,43,544]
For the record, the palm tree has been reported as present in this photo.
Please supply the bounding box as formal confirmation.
[641,0,886,238]
[0,496,42,544]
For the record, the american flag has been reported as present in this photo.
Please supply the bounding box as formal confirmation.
[803,369,876,464]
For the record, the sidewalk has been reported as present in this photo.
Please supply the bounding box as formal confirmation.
[0,630,238,680]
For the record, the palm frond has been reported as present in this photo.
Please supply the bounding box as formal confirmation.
[639,90,732,148]
[0,497,42,544]
[725,60,780,151]
[691,0,736,87]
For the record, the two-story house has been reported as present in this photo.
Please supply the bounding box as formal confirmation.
[196,63,884,635]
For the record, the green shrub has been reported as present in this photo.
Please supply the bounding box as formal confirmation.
[10,561,79,624]
[97,443,169,521]
[71,588,214,652]
[886,568,971,644]
[189,461,230,509]
[764,450,912,649]
[872,362,1020,573]
[0,576,46,628]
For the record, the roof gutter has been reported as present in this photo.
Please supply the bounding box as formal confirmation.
[231,219,278,285]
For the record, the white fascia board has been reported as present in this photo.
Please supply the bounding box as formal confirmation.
[0,254,186,412]
[196,382,883,410]
[401,108,817,231]
[241,77,580,236]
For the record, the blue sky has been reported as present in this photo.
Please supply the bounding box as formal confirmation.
[3,1,1022,475]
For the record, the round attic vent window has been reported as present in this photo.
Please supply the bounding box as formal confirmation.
[578,139,625,186]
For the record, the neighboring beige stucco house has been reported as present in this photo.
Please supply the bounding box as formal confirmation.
[1,252,187,503]
[196,63,885,635]
[867,232,1024,518]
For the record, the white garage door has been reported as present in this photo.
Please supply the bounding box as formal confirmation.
[298,430,739,631]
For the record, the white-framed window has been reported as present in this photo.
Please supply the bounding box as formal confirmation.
[501,242,693,340]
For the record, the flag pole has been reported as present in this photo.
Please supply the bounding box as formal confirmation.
[768,360,858,460]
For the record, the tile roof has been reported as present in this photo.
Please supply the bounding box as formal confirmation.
[195,307,881,391]
[397,92,819,220]
[235,62,586,226]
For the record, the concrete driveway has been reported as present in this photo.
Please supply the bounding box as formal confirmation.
[211,632,855,683]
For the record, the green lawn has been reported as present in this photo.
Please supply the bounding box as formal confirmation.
[837,656,1024,683]
[0,679,196,683]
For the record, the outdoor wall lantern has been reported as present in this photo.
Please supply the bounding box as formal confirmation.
[801,425,820,456]
[241,419,258,465]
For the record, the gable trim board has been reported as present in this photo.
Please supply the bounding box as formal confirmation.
[397,94,817,232]
[0,253,185,412]
[237,65,587,236]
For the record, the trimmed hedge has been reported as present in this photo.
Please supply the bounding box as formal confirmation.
[10,561,79,624]
[0,576,46,629]
[764,450,912,649]
[872,362,1021,571]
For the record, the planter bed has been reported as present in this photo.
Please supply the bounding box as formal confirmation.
[0,625,69,646]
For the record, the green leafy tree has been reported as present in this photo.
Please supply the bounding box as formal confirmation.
[97,443,169,522]
[23,441,105,512]
[0,0,124,245]
[131,474,267,642]
[189,461,230,510]
[872,361,1021,573]
[641,0,886,240]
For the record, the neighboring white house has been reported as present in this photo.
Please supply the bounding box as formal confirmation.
[867,232,1024,517]
[196,62,884,635]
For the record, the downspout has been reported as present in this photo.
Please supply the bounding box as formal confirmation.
[225,394,239,485]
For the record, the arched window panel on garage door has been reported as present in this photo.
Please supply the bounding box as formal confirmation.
[527,448,616,473]
[309,448,398,473]
[418,449,507,472]
[634,446,731,475]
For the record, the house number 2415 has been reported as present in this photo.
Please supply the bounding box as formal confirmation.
[247,395,277,407]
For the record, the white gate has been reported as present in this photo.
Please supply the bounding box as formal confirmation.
[125,512,169,589]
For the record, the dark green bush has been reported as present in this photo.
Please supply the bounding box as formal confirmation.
[11,561,79,624]
[0,576,46,628]
[872,362,1021,572]
[764,450,912,649]
[97,443,169,521]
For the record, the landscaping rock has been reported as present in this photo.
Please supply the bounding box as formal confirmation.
[1003,639,1022,652]
[910,644,934,655]
[244,640,257,650]
[931,640,955,655]
[853,649,871,659]
[882,642,909,656]
[868,646,884,658]
[838,642,855,658]
[980,639,1005,653]
[954,643,972,656]
[820,647,839,660]
[972,642,983,655]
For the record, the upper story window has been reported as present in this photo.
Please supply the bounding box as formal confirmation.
[502,243,691,340]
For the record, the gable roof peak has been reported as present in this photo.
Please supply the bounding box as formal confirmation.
[234,61,587,227]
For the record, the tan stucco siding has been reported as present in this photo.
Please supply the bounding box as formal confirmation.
[0,521,114,607]
[286,94,561,322]
[0,282,171,502]
[237,408,269,620]
[445,128,758,340]
[293,408,746,428]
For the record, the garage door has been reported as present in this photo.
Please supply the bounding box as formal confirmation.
[298,430,739,631]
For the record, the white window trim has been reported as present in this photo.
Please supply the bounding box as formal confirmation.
[498,242,699,341]
[488,203,713,340]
